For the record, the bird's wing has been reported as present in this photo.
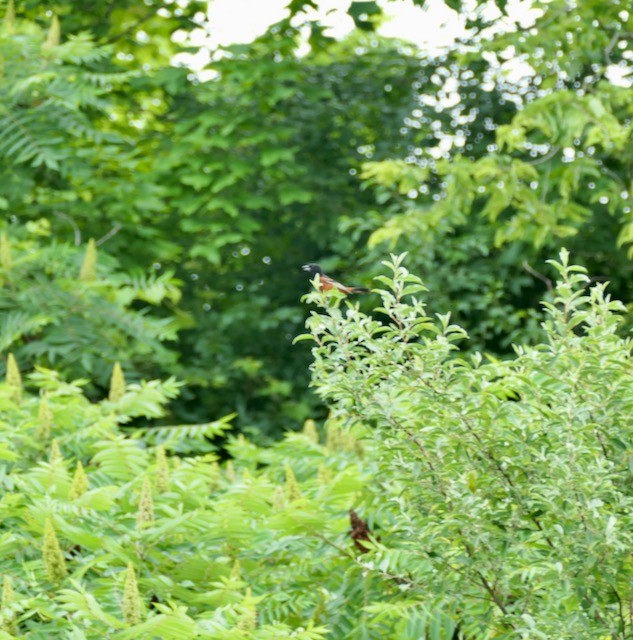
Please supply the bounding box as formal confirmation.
[320,275,354,294]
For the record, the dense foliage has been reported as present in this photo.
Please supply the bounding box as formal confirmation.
[0,255,631,638]
[354,0,633,351]
[0,0,427,432]
[0,230,181,392]
[1,0,632,433]
[1,0,632,631]
[305,252,633,638]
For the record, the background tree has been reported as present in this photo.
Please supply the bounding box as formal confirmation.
[1,1,429,433]
[356,0,632,350]
[2,0,632,437]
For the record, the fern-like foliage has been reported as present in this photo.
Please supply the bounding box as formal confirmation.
[128,412,235,454]
[0,21,134,172]
[0,231,184,393]
[0,355,360,639]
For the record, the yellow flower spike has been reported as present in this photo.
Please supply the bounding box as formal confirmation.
[1,575,17,634]
[284,464,302,502]
[49,439,62,464]
[43,519,67,583]
[5,353,22,404]
[69,461,89,500]
[109,362,126,403]
[155,446,169,492]
[272,485,286,511]
[3,0,15,33]
[136,478,154,529]
[0,232,11,271]
[122,563,141,625]
[302,418,319,443]
[37,394,53,440]
[79,238,97,281]
[43,14,60,49]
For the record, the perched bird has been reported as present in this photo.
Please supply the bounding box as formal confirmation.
[349,509,377,553]
[302,263,369,295]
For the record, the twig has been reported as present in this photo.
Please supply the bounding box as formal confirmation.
[522,260,552,291]
[313,532,417,587]
[96,224,122,246]
[313,531,355,559]
[612,586,626,639]
[604,31,621,66]
[462,540,513,621]
[600,165,626,189]
[377,402,449,499]
[53,211,81,246]
[525,145,560,166]
[374,398,519,619]
[105,10,159,44]
[414,373,556,549]
[604,31,633,66]
[458,408,556,549]
[104,0,117,22]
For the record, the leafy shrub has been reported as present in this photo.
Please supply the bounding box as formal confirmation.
[304,252,633,638]
[0,356,394,638]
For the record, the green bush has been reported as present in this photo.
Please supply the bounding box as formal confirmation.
[0,357,385,638]
[304,251,632,638]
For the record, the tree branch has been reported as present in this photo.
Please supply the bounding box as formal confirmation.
[53,211,81,246]
[105,10,159,44]
[522,260,552,291]
[96,224,122,246]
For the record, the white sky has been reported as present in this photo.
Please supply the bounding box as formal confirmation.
[205,0,463,49]
[176,0,469,70]
[173,0,630,87]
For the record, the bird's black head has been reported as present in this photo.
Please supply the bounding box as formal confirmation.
[301,263,323,277]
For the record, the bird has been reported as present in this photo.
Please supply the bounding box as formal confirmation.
[349,509,378,553]
[301,263,369,295]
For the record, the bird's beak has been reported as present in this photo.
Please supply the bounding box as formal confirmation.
[301,264,310,271]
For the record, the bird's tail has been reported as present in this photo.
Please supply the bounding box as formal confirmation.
[350,287,370,294]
